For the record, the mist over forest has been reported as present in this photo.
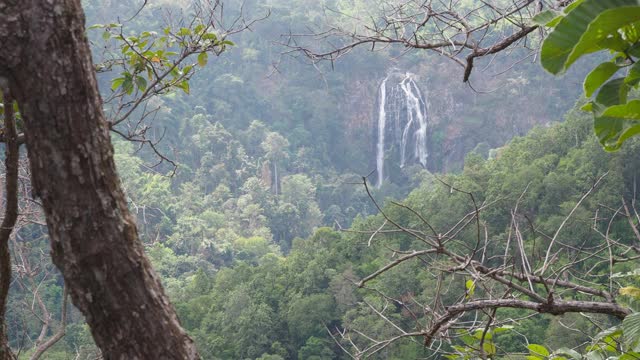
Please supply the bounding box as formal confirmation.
[4,1,640,359]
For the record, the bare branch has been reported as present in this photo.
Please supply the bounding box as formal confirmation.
[283,0,576,81]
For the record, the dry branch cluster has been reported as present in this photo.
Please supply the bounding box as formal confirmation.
[96,0,268,172]
[330,176,636,359]
[285,0,572,81]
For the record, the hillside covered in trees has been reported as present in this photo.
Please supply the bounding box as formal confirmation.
[3,0,640,359]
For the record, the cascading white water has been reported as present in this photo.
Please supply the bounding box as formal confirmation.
[375,72,428,188]
[400,74,428,167]
[376,76,389,188]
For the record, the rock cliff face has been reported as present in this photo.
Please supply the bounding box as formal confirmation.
[337,55,585,183]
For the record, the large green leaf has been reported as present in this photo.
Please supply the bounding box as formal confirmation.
[597,32,629,52]
[595,101,640,151]
[615,122,640,148]
[623,313,640,349]
[532,9,562,26]
[528,344,550,357]
[567,7,640,70]
[563,0,586,14]
[594,115,625,149]
[584,62,620,97]
[541,0,640,75]
[594,111,640,151]
[626,61,640,84]
[595,78,630,107]
[600,100,640,118]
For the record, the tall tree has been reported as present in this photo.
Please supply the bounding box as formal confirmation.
[0,1,199,358]
[0,91,19,360]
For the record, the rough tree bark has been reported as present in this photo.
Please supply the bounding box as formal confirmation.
[0,90,18,360]
[0,1,200,358]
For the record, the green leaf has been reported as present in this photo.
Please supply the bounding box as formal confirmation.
[620,353,640,360]
[546,16,564,28]
[624,313,640,349]
[198,52,208,67]
[202,33,217,41]
[532,10,562,26]
[594,115,625,150]
[111,77,125,91]
[528,344,550,357]
[102,30,111,40]
[585,351,604,360]
[620,287,640,299]
[601,335,620,352]
[460,333,475,346]
[617,123,640,149]
[177,80,190,94]
[483,342,496,356]
[564,0,586,14]
[177,27,192,36]
[595,78,630,107]
[473,329,491,340]
[122,78,134,95]
[597,32,629,52]
[629,42,640,57]
[540,0,640,75]
[600,99,640,118]
[465,279,475,299]
[593,107,640,151]
[584,62,621,97]
[566,6,640,68]
[623,21,640,42]
[451,345,468,353]
[553,348,582,360]
[494,325,514,333]
[527,356,543,360]
[626,61,640,85]
[135,76,147,91]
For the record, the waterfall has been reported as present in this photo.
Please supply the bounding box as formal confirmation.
[375,72,428,188]
[376,75,389,188]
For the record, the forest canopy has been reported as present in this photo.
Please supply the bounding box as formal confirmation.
[1,0,640,359]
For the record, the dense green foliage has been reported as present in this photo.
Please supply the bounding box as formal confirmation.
[539,0,640,151]
[11,106,640,359]
[6,0,640,359]
[154,112,640,359]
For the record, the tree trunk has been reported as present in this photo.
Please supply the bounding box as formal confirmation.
[0,1,200,358]
[0,90,19,360]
